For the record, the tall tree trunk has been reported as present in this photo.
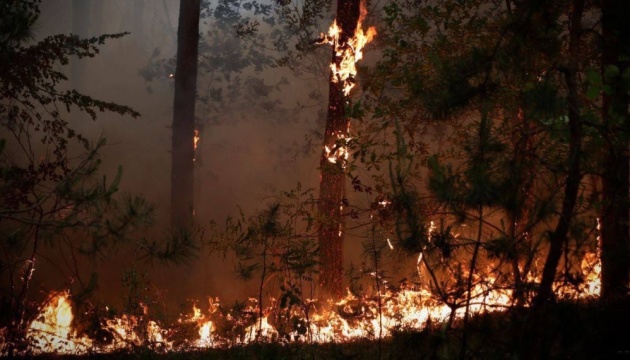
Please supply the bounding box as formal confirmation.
[533,0,584,307]
[171,0,200,227]
[600,0,630,300]
[508,107,535,305]
[91,0,103,37]
[71,0,90,90]
[133,0,145,38]
[318,0,362,299]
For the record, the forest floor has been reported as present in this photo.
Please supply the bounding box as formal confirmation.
[26,297,630,360]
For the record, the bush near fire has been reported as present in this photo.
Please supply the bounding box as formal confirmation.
[1,0,629,359]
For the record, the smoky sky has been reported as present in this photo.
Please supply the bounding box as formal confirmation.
[30,0,344,312]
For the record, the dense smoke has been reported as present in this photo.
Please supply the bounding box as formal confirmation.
[33,0,333,311]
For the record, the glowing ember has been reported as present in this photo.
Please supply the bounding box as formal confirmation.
[193,129,200,162]
[324,133,351,166]
[193,129,200,151]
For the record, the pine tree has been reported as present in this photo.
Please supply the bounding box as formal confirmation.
[171,0,201,227]
[318,0,363,299]
[599,0,630,300]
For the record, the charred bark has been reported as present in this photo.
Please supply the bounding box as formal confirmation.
[534,0,584,307]
[318,0,362,299]
[171,0,200,227]
[600,0,630,300]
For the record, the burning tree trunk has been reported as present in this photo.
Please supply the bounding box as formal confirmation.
[318,0,375,299]
[171,0,200,226]
[599,0,630,300]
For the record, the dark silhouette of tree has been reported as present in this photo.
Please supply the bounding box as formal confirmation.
[0,1,200,352]
[71,0,89,86]
[534,0,584,307]
[171,0,200,226]
[0,1,149,352]
[599,0,630,300]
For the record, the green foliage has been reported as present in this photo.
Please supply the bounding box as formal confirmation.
[388,120,428,253]
[0,0,39,48]
[348,0,603,318]
[209,183,318,338]
[0,1,187,347]
[121,269,152,316]
[140,0,313,125]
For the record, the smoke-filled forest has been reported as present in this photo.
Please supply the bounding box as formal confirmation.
[1,0,629,359]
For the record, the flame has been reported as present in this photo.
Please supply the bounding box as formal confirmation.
[103,315,171,350]
[194,129,200,152]
[320,1,376,169]
[324,133,351,165]
[6,220,603,355]
[0,1,608,353]
[320,2,377,96]
[193,129,200,162]
[26,292,92,354]
[580,251,601,295]
[0,249,602,356]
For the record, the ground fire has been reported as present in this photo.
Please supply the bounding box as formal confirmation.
[3,0,626,358]
[0,248,601,355]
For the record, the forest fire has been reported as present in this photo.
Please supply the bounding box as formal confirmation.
[1,254,601,356]
[25,292,92,354]
[4,0,628,358]
[324,134,350,165]
[319,0,375,165]
[319,1,377,96]
[317,0,377,300]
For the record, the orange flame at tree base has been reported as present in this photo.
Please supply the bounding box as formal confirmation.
[2,252,600,356]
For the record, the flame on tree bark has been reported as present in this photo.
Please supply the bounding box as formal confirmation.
[318,0,362,299]
[171,0,200,226]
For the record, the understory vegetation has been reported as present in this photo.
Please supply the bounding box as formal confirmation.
[2,0,630,359]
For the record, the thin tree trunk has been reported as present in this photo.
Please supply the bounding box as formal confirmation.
[71,0,90,89]
[91,0,103,37]
[318,0,362,299]
[171,0,200,227]
[460,205,483,360]
[258,235,268,340]
[519,6,585,359]
[508,107,534,305]
[533,0,584,307]
[600,0,630,300]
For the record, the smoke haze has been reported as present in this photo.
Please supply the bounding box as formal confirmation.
[33,0,333,312]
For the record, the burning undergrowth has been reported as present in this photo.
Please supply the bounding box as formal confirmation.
[0,256,601,357]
